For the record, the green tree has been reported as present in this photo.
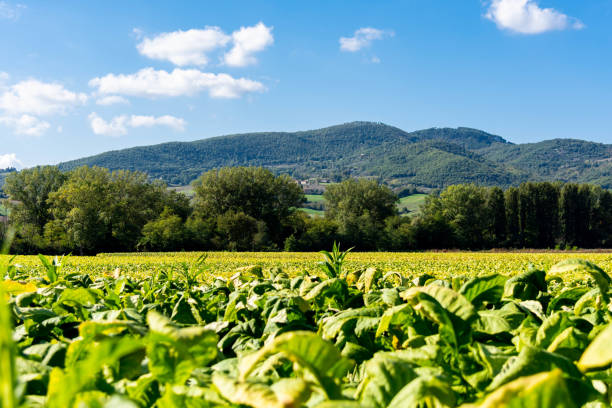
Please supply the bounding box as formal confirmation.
[487,187,506,246]
[504,187,520,247]
[3,166,67,249]
[192,167,304,247]
[323,178,397,248]
[138,207,187,251]
[559,183,580,247]
[437,184,490,249]
[48,166,181,253]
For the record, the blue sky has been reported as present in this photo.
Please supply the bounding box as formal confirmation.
[0,0,610,168]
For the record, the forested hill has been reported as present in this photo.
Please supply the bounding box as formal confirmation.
[57,121,612,188]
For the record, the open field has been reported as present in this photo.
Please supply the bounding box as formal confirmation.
[398,193,428,214]
[305,193,326,203]
[5,251,612,281]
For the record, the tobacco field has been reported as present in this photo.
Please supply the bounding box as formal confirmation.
[1,249,612,407]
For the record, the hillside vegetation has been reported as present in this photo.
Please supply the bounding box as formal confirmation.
[58,121,612,188]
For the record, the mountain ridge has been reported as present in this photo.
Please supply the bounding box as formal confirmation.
[58,121,612,189]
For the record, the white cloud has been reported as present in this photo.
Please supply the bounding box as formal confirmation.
[136,23,273,68]
[0,71,9,83]
[88,112,186,137]
[88,113,128,137]
[485,0,584,34]
[95,95,129,106]
[0,114,51,136]
[340,27,392,52]
[137,27,231,66]
[89,67,265,99]
[129,114,185,131]
[0,1,25,20]
[0,79,87,116]
[0,153,22,169]
[224,22,274,67]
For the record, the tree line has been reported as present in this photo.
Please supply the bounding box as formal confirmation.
[2,165,612,253]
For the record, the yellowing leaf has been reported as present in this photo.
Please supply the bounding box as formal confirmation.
[578,324,612,372]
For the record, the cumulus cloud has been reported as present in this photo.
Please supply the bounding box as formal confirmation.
[224,22,274,67]
[340,27,392,52]
[88,112,186,137]
[136,22,273,68]
[0,153,22,169]
[0,114,51,136]
[485,0,584,34]
[0,79,87,116]
[95,95,129,106]
[137,27,231,66]
[89,67,265,99]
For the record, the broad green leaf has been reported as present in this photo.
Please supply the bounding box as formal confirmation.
[376,304,414,338]
[320,307,383,341]
[239,331,352,399]
[401,285,476,323]
[464,369,591,408]
[459,274,507,309]
[387,376,455,408]
[57,287,98,307]
[356,353,418,408]
[146,311,218,384]
[488,345,581,390]
[547,327,589,360]
[474,310,513,335]
[579,323,612,371]
[213,374,311,408]
[402,290,459,349]
[535,312,574,349]
[547,287,589,314]
[213,374,284,408]
[303,278,347,301]
[46,336,143,408]
[503,268,546,300]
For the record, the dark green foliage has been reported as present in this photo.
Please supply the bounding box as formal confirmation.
[192,167,304,248]
[324,178,398,249]
[56,122,612,189]
[416,181,612,250]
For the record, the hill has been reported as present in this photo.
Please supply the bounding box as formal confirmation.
[57,122,612,188]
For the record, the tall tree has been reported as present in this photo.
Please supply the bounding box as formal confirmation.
[324,178,398,248]
[504,187,520,247]
[3,166,67,234]
[436,184,490,249]
[192,167,305,247]
[487,187,506,246]
[559,183,580,247]
[48,166,180,253]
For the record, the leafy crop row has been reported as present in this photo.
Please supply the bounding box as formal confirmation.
[1,253,612,407]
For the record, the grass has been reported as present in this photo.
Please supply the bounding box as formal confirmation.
[398,193,428,215]
[305,194,325,203]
